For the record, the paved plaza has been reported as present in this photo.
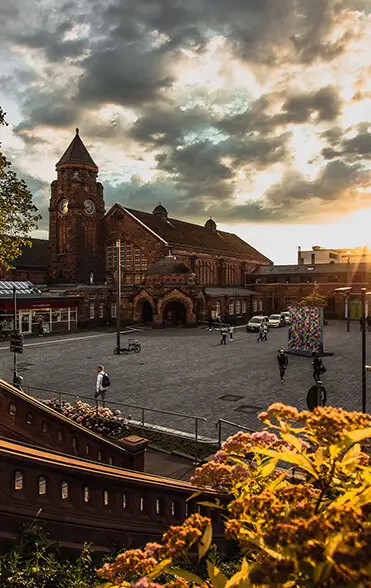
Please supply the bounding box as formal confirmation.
[0,321,370,440]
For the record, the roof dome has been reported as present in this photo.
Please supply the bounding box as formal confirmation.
[153,203,168,219]
[146,255,192,275]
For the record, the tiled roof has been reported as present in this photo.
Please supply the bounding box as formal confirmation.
[12,238,48,269]
[124,208,272,263]
[253,262,371,275]
[56,129,98,170]
[147,256,192,275]
[205,287,261,297]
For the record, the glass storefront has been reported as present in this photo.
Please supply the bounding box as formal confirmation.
[0,306,78,335]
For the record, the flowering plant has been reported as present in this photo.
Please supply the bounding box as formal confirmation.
[98,404,371,587]
[42,398,129,438]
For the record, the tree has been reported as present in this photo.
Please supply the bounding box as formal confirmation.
[298,281,327,308]
[98,404,371,587]
[0,107,41,271]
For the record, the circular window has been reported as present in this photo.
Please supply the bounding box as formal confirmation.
[84,199,95,214]
[59,199,68,214]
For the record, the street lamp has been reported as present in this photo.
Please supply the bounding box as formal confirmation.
[334,286,352,332]
[361,288,371,413]
[116,239,121,355]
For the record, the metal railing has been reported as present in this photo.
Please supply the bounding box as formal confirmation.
[22,385,207,462]
[216,418,255,448]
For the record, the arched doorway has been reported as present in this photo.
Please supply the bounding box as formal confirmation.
[163,301,187,326]
[139,299,153,323]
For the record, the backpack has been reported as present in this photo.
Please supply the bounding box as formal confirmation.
[102,373,111,388]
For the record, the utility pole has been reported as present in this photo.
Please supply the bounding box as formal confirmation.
[346,250,351,332]
[116,239,121,354]
[10,286,23,388]
[13,286,17,384]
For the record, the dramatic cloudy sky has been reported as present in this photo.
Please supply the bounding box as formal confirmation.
[1,0,371,263]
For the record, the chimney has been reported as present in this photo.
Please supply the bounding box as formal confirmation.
[298,246,301,265]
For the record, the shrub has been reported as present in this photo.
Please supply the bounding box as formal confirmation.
[98,404,371,587]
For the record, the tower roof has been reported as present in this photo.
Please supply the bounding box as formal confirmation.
[56,128,98,171]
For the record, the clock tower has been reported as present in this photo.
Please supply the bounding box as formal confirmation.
[49,129,106,283]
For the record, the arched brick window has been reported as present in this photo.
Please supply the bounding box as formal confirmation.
[61,481,69,500]
[38,476,47,495]
[103,489,109,507]
[85,218,96,253]
[57,218,68,253]
[106,240,148,284]
[83,486,90,503]
[8,403,16,416]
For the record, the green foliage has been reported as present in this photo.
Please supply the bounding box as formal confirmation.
[0,107,41,271]
[0,524,99,587]
[297,282,327,308]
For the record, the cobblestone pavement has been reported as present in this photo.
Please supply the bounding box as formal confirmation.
[0,321,370,440]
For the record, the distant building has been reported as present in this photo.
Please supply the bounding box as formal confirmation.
[298,246,371,265]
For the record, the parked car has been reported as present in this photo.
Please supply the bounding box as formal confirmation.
[268,314,284,328]
[246,315,269,332]
[281,311,291,325]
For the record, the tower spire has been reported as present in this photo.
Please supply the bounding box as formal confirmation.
[56,129,98,171]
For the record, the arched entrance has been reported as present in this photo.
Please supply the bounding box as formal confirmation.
[139,299,153,323]
[163,301,187,326]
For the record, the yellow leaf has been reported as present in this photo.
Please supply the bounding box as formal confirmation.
[281,432,304,453]
[187,490,204,502]
[256,448,319,479]
[268,471,287,490]
[148,558,173,580]
[172,567,205,585]
[345,427,371,444]
[198,523,212,560]
[342,443,361,465]
[257,458,278,478]
[206,561,228,588]
[225,558,251,588]
[198,501,224,510]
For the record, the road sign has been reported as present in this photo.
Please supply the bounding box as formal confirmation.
[10,332,24,354]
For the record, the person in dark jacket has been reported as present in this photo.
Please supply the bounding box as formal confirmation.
[367,316,371,332]
[312,352,326,383]
[277,349,288,382]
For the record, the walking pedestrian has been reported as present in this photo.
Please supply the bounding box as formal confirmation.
[257,323,264,342]
[208,316,214,331]
[277,349,288,383]
[220,326,228,345]
[312,352,326,383]
[95,365,110,404]
[263,322,268,341]
[228,324,234,341]
[38,320,44,337]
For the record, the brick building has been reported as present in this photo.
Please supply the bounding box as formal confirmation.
[4,129,272,328]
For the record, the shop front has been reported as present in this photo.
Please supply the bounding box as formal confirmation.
[0,298,79,336]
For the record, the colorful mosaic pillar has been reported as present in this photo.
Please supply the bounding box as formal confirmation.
[287,306,332,357]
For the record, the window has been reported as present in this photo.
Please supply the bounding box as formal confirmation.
[99,303,104,319]
[252,299,258,313]
[103,490,109,507]
[171,501,177,517]
[242,300,247,314]
[26,413,33,425]
[98,451,102,461]
[140,496,148,513]
[14,471,23,490]
[106,241,148,272]
[83,486,90,503]
[9,403,16,416]
[38,476,47,495]
[89,303,94,320]
[85,444,90,456]
[216,302,220,314]
[258,299,263,312]
[42,422,48,434]
[155,498,161,515]
[185,502,189,517]
[108,457,113,465]
[61,481,69,500]
[72,436,77,450]
[122,493,127,509]
[111,303,117,318]
[57,218,68,253]
[57,429,64,442]
[235,300,241,314]
[229,302,234,315]
[134,274,141,284]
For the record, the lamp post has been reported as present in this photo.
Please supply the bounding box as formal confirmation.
[334,286,352,332]
[116,239,121,355]
[346,250,351,332]
[361,288,371,413]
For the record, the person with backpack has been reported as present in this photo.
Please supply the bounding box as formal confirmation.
[277,349,288,383]
[257,323,264,342]
[312,352,326,383]
[95,365,110,405]
[220,326,228,345]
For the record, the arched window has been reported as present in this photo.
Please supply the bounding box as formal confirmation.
[185,501,189,518]
[156,497,166,516]
[72,436,77,450]
[38,476,47,495]
[26,413,33,425]
[83,486,90,503]
[61,481,69,500]
[103,490,109,507]
[42,422,48,434]
[98,451,102,461]
[108,457,113,465]
[85,218,96,253]
[8,403,16,416]
[122,493,127,509]
[14,471,23,490]
[57,429,64,442]
[85,444,90,456]
[106,241,148,282]
[140,496,149,513]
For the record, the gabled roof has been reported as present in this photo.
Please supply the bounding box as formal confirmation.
[56,128,98,171]
[11,238,48,270]
[124,207,272,263]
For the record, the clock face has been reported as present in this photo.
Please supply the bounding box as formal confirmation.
[84,199,95,214]
[59,199,68,214]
